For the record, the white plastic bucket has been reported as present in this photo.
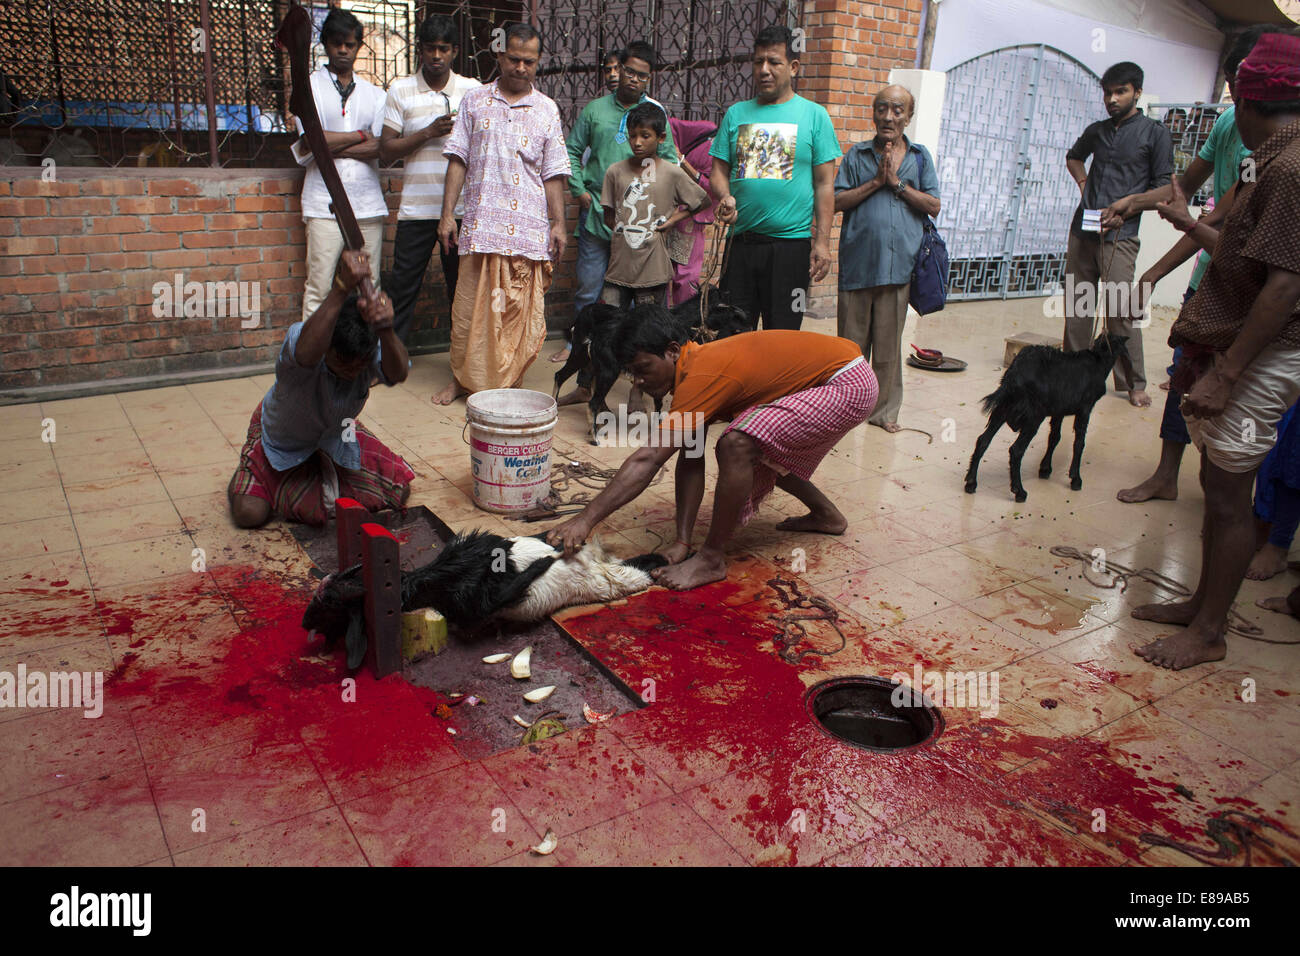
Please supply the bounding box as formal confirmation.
[465,389,557,514]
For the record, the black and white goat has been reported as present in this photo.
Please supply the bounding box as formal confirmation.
[552,294,750,426]
[301,530,668,668]
[964,333,1128,502]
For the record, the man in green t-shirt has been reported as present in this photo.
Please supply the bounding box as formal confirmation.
[1111,26,1286,507]
[710,25,841,331]
[556,41,677,372]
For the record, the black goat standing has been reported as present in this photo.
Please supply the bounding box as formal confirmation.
[552,295,749,430]
[964,333,1128,502]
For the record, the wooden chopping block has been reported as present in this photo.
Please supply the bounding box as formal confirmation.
[1003,331,1061,367]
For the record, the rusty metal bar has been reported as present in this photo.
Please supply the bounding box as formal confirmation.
[361,522,402,678]
[336,497,366,571]
[199,0,220,166]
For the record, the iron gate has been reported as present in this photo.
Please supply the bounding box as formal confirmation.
[934,44,1103,300]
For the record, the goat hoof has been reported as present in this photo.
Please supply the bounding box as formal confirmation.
[964,480,977,494]
[1070,477,1082,490]
[1013,490,1028,503]
[1038,467,1052,479]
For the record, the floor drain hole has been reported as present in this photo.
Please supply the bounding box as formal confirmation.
[805,676,942,752]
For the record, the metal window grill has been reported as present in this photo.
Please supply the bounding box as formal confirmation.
[1148,101,1228,207]
[0,0,799,167]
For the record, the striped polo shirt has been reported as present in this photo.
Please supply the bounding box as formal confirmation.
[383,69,482,220]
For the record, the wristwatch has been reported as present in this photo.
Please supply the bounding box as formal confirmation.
[893,180,907,198]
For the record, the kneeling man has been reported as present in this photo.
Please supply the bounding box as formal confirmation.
[228,251,415,528]
[547,305,878,588]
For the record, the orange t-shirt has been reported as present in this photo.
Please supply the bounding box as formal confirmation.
[666,331,861,433]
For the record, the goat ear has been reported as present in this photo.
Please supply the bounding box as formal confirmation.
[344,609,367,671]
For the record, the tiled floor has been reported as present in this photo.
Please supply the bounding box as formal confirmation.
[2,297,1298,866]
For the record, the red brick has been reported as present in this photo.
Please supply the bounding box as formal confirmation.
[19,217,85,236]
[11,275,60,294]
[151,214,207,233]
[66,271,123,292]
[208,248,262,266]
[86,252,149,271]
[116,196,174,215]
[24,254,88,274]
[1,350,48,371]
[233,196,286,212]
[0,197,48,216]
[175,197,228,213]
[262,245,303,262]
[97,323,158,344]
[70,308,125,328]
[68,344,127,364]
[266,278,301,295]
[181,231,236,249]
[0,259,20,276]
[258,212,302,230]
[0,182,10,196]
[0,332,31,351]
[190,332,243,351]
[50,196,113,216]
[150,249,212,269]
[13,179,78,197]
[59,235,121,254]
[123,233,180,251]
[260,178,301,195]
[79,178,145,196]
[34,328,96,349]
[0,219,14,236]
[239,328,282,348]
[209,213,260,230]
[237,262,286,281]
[235,229,287,246]
[5,236,59,256]
[92,291,132,309]
[147,179,201,196]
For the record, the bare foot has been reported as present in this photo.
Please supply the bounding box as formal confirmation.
[1158,380,1171,391]
[652,550,727,590]
[1245,542,1289,581]
[556,386,592,407]
[1256,589,1300,617]
[1116,473,1179,503]
[1129,389,1152,407]
[431,381,467,406]
[549,345,571,363]
[871,421,902,434]
[1134,625,1226,669]
[775,510,848,534]
[1131,599,1198,625]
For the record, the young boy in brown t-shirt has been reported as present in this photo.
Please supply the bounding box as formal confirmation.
[601,102,710,308]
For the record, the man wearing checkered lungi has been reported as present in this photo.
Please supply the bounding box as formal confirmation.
[227,251,415,528]
[547,304,878,590]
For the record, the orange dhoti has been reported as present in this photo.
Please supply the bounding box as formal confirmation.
[449,252,552,393]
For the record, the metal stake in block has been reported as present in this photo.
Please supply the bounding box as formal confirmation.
[336,497,366,571]
[360,522,402,678]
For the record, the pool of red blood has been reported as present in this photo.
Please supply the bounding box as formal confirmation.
[78,557,1294,866]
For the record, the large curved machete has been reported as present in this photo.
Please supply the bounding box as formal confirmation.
[275,3,376,299]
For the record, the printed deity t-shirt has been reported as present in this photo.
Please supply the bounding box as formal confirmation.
[602,158,709,288]
[709,93,841,239]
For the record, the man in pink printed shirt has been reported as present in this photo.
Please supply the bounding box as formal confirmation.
[432,22,570,404]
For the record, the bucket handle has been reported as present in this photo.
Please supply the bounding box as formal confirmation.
[462,421,470,446]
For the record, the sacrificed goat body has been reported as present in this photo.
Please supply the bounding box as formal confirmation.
[964,333,1128,502]
[300,530,668,668]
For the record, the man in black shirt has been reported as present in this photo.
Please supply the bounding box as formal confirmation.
[1063,61,1174,408]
